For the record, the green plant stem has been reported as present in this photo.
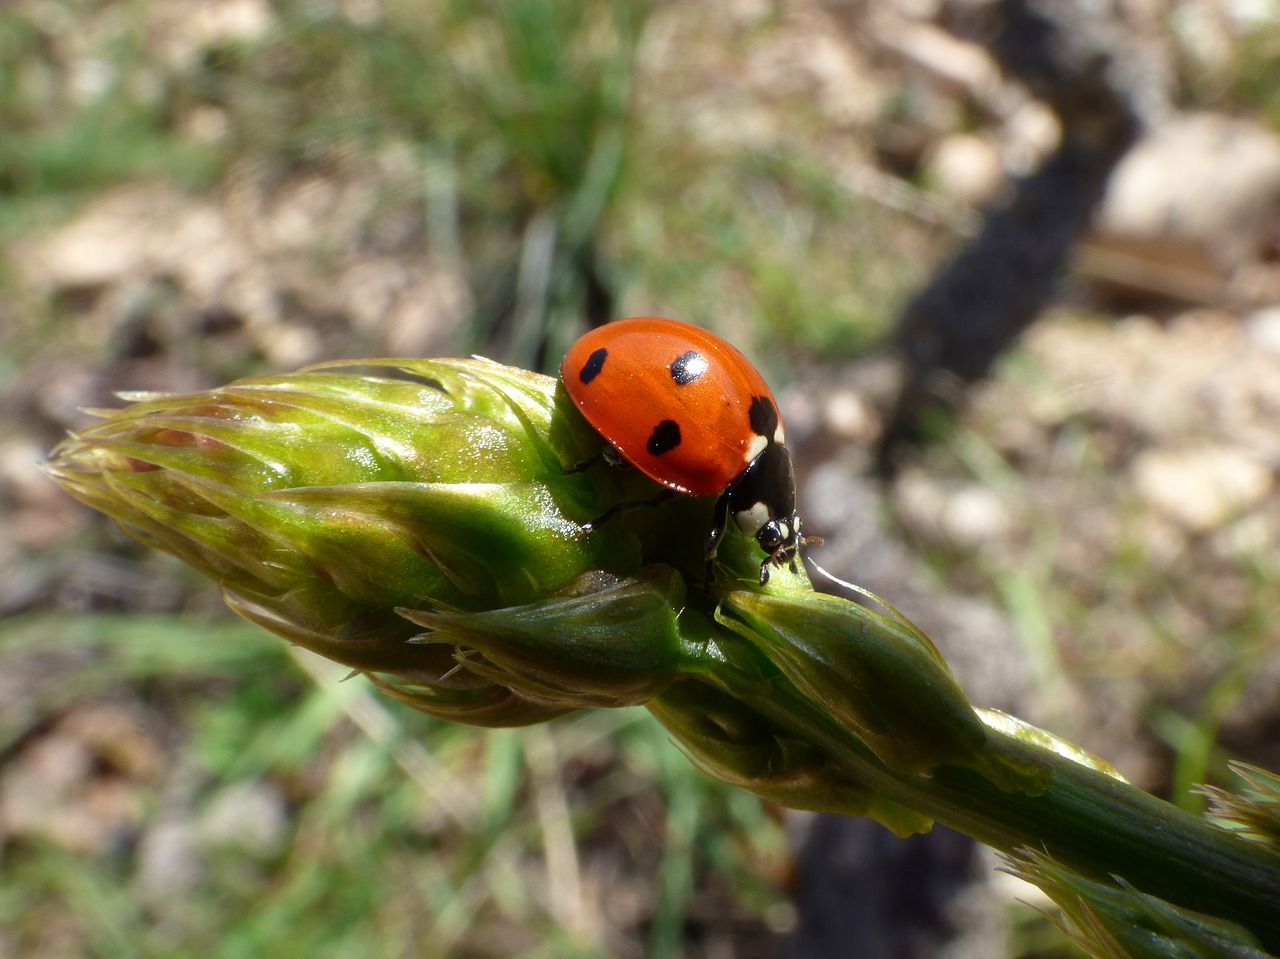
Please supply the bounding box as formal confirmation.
[745,680,1280,950]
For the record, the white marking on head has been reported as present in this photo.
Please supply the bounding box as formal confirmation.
[733,501,771,538]
[774,425,785,444]
[743,433,768,464]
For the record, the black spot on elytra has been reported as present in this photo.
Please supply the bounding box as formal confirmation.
[670,350,707,385]
[579,348,608,384]
[748,395,778,438]
[647,419,682,456]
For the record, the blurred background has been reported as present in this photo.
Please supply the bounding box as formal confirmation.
[3,0,1280,956]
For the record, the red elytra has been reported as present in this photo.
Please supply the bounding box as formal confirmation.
[561,317,780,494]
[561,316,808,584]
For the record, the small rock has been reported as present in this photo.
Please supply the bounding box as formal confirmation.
[60,702,164,781]
[1098,113,1280,266]
[822,389,881,443]
[1244,306,1280,356]
[198,780,288,857]
[136,818,204,897]
[1002,101,1061,177]
[1131,445,1273,532]
[893,471,1012,549]
[939,484,1013,549]
[0,728,144,854]
[923,134,1004,208]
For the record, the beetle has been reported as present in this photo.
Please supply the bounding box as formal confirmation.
[561,316,811,585]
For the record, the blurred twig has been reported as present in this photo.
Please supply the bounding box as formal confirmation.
[872,0,1165,470]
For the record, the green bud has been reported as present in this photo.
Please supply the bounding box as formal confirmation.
[396,566,688,711]
[1006,848,1270,959]
[977,708,1123,783]
[717,590,987,775]
[367,673,577,729]
[649,679,933,836]
[45,359,656,721]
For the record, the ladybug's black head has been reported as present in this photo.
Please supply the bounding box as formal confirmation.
[726,442,804,584]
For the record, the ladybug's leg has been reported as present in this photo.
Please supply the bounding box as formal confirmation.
[563,446,627,475]
[582,487,677,533]
[563,454,601,475]
[702,490,733,587]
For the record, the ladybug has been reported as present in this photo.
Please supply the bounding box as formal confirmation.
[561,316,810,585]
